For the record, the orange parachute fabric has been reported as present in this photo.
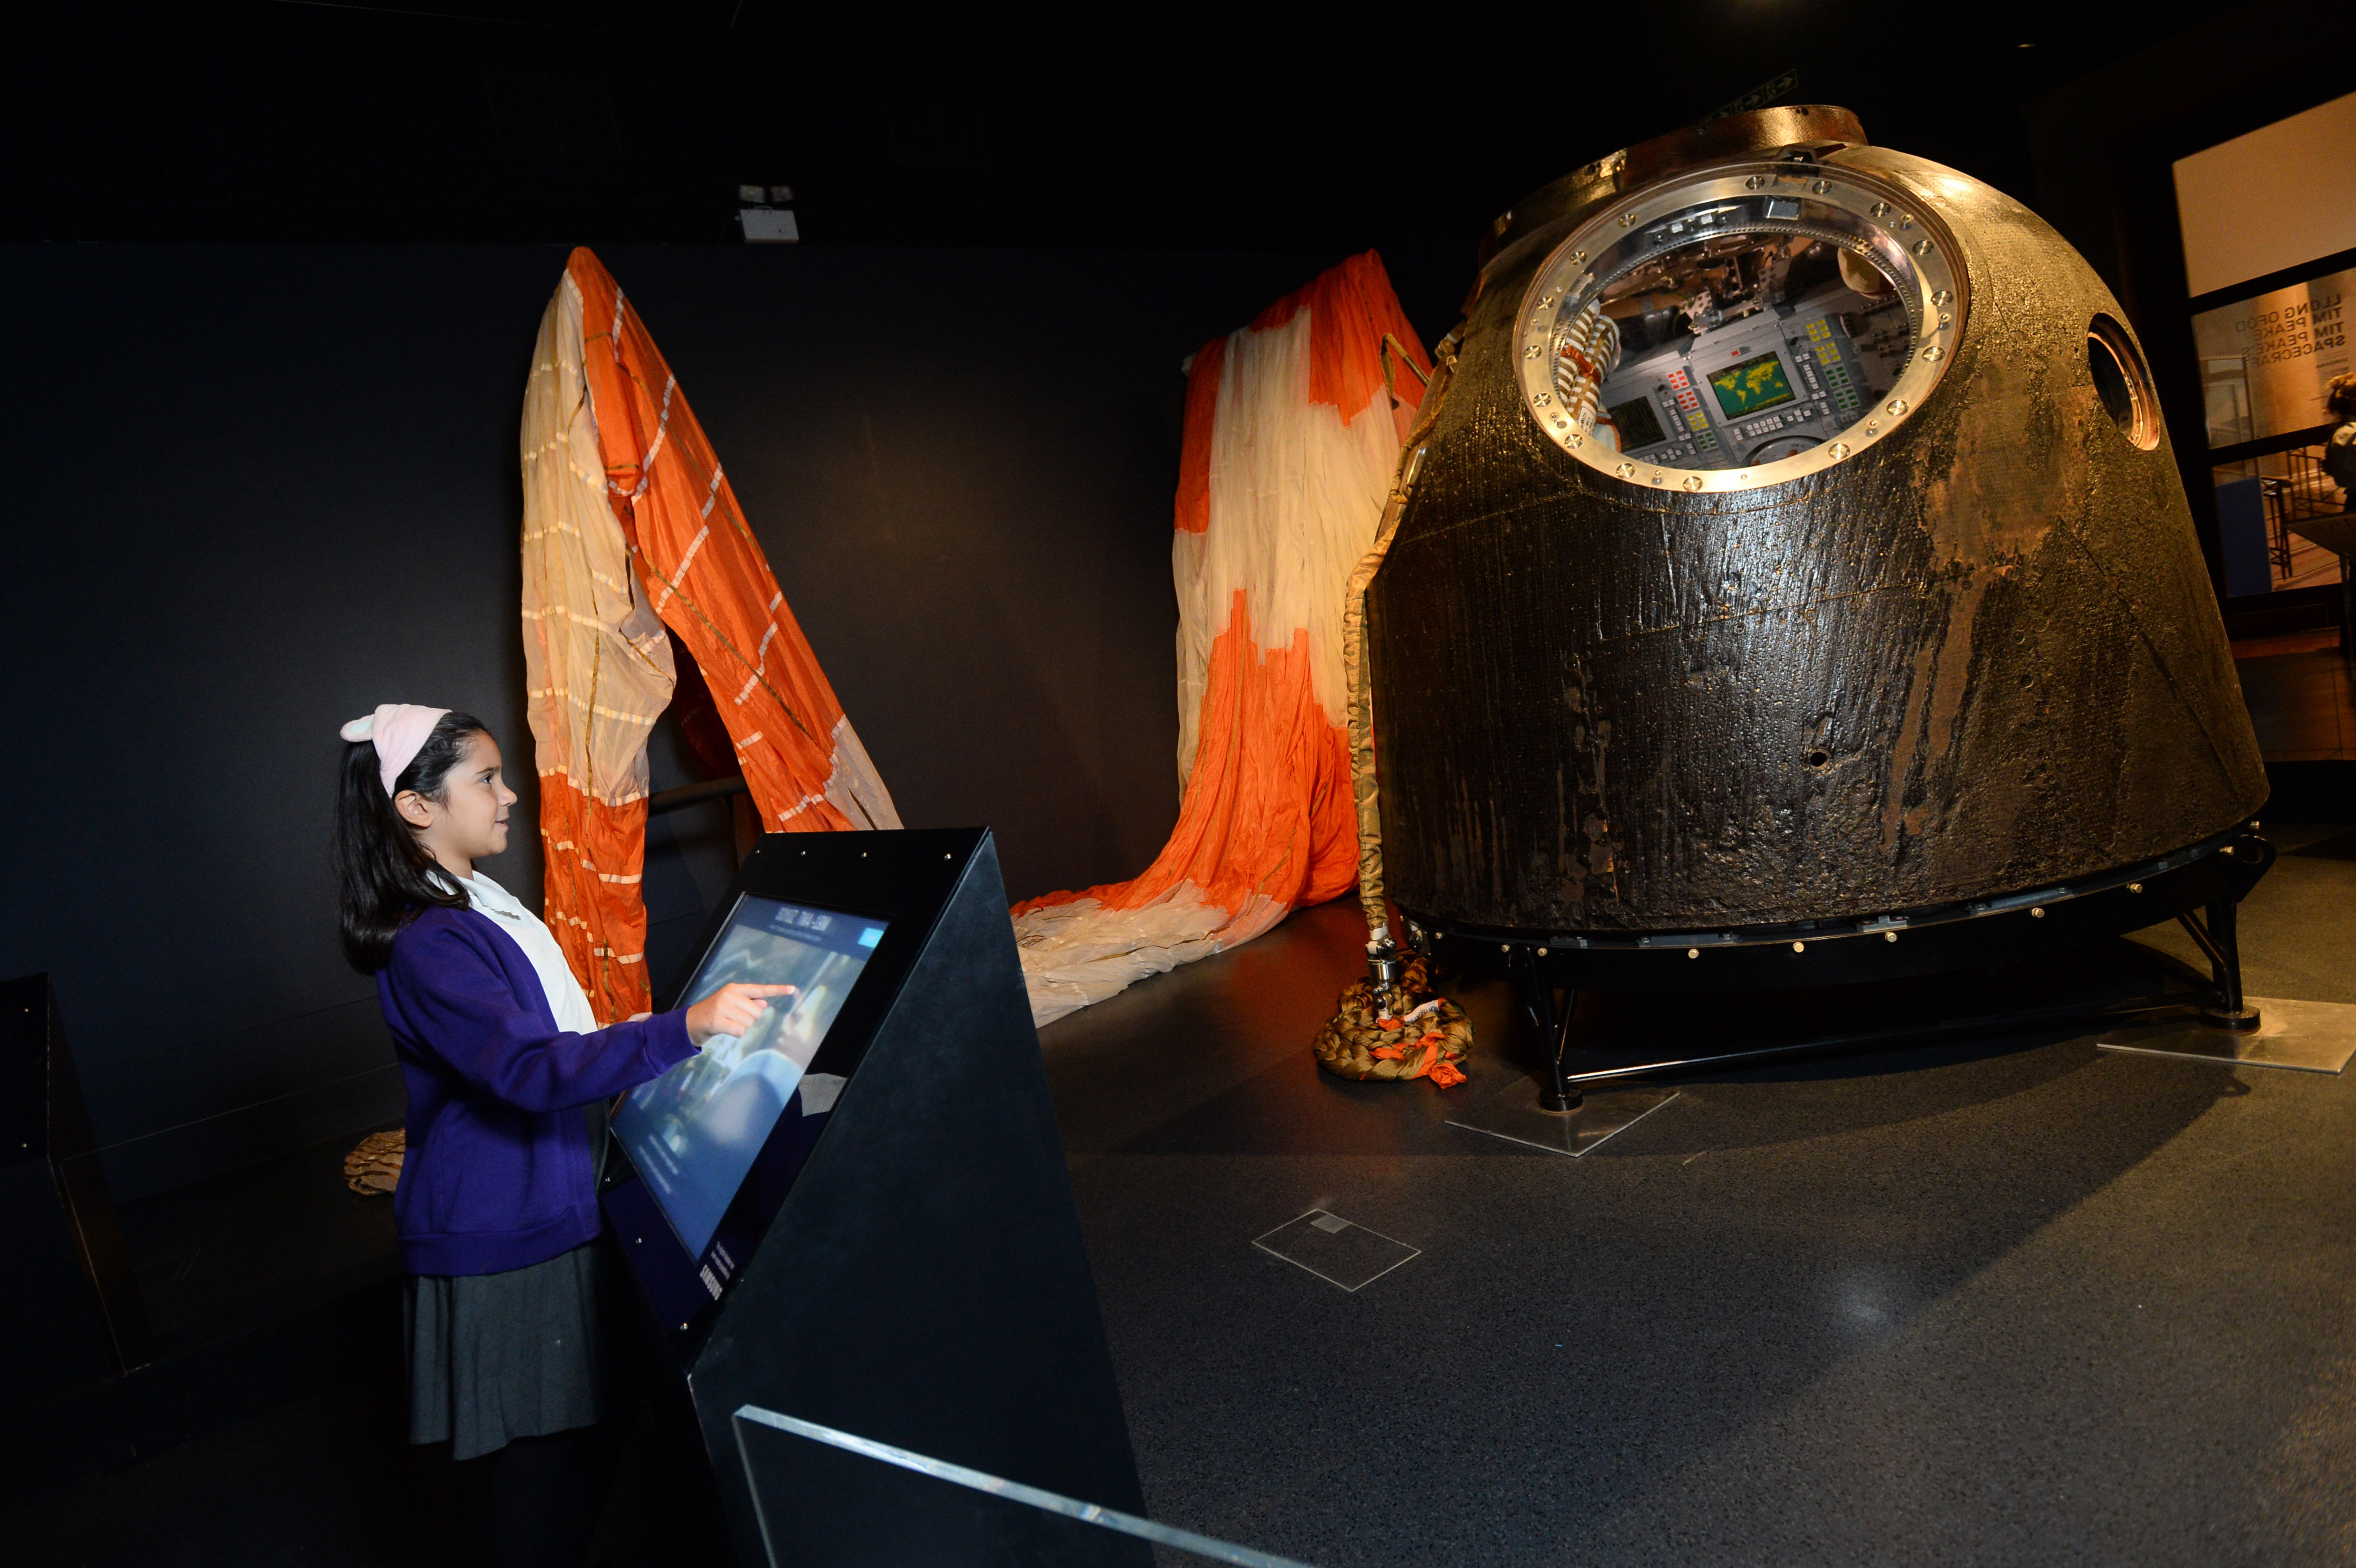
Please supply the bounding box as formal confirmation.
[520,269,672,1024]
[565,250,899,840]
[1011,253,1428,1024]
[523,249,899,1023]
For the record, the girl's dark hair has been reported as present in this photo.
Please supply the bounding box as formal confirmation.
[335,711,493,972]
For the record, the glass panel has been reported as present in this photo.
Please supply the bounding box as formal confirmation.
[730,1406,1322,1568]
[2189,269,2354,447]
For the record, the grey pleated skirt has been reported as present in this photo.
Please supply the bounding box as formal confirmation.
[406,1105,612,1462]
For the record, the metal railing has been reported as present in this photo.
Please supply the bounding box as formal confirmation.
[2215,438,2349,591]
[2256,446,2342,574]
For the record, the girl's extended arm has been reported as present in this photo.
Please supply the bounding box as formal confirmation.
[385,919,695,1111]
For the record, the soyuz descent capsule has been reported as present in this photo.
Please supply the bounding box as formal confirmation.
[1362,106,2267,990]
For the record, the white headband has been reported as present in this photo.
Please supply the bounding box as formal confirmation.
[340,704,452,798]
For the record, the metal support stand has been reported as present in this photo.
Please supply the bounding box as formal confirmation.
[2097,996,2356,1074]
[1442,827,2349,1117]
[2098,894,2356,1073]
[1442,957,1681,1157]
[1509,959,1581,1112]
[1505,870,2352,1087]
[1544,991,2197,1090]
[2177,898,2260,1030]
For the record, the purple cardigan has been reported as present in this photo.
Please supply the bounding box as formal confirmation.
[377,906,696,1277]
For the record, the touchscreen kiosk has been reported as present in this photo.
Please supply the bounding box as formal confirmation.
[600,828,1144,1567]
[615,895,882,1263]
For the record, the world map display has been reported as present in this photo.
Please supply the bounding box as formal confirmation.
[1708,352,1798,417]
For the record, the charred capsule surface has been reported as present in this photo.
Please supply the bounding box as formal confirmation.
[1367,118,2263,938]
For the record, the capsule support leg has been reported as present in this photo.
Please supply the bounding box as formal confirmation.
[1510,962,1584,1112]
[2180,897,2261,1033]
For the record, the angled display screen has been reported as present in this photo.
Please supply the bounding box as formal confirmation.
[1708,352,1798,417]
[614,895,887,1258]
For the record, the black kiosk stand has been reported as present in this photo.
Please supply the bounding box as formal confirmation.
[602,827,1146,1566]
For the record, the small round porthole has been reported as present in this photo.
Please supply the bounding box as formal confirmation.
[2088,314,2160,450]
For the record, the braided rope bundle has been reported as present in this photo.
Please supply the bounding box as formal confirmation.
[344,1129,405,1195]
[1312,956,1471,1087]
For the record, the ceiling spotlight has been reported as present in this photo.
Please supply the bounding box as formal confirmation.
[738,182,798,242]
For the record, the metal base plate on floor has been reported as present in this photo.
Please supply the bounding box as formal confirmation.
[1446,1079,1679,1156]
[2096,996,2356,1074]
[1253,1210,1420,1291]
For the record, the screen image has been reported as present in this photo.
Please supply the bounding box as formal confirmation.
[1708,353,1798,417]
[614,896,886,1257]
[1606,395,1668,450]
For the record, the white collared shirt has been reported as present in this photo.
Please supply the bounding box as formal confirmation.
[457,870,600,1035]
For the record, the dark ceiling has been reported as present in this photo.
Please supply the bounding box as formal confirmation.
[11,1,2239,263]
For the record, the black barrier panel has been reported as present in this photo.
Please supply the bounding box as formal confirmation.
[602,828,1143,1565]
[0,973,148,1404]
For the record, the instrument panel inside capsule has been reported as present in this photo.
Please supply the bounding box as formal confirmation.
[1515,162,1964,492]
[1586,229,1914,470]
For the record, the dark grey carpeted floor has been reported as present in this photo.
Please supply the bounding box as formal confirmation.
[1043,823,2356,1567]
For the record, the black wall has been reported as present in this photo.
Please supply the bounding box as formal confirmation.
[0,241,1380,1200]
[12,3,2239,259]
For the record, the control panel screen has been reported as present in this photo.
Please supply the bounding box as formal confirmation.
[1607,395,1667,451]
[1708,353,1799,419]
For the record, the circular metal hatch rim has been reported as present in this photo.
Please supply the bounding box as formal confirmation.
[1515,157,1968,494]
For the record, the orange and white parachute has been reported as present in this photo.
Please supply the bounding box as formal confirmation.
[1012,253,1430,1024]
[520,248,898,1022]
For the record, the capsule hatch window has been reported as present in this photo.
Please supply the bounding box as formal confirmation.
[1516,165,1964,493]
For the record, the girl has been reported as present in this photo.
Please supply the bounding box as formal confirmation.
[335,703,785,1566]
[2324,373,2356,505]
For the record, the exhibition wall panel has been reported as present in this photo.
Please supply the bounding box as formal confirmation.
[2173,89,2356,302]
[0,241,1344,1199]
